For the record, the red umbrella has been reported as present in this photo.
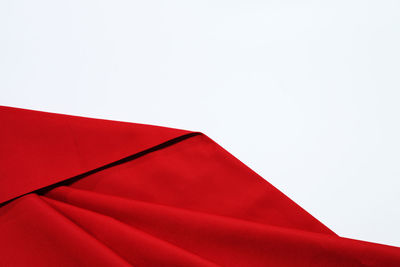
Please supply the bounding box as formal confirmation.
[1,105,399,266]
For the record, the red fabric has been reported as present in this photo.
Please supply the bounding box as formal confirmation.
[1,106,399,266]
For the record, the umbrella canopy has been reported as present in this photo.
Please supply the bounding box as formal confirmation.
[1,106,399,266]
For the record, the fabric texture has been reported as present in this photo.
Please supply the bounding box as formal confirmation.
[1,106,399,266]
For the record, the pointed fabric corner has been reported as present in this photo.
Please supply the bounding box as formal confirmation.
[0,106,191,204]
[1,106,400,266]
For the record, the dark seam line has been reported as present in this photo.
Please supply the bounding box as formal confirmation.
[1,132,201,207]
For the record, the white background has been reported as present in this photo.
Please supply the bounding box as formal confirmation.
[1,0,400,247]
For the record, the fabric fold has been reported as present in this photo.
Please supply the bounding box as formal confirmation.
[43,196,220,267]
[43,186,400,267]
[0,194,131,267]
[1,106,400,266]
[0,105,190,204]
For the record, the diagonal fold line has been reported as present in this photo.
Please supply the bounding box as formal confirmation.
[1,132,201,207]
[38,132,201,192]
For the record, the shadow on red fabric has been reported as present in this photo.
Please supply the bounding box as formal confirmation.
[1,106,399,266]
